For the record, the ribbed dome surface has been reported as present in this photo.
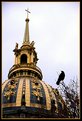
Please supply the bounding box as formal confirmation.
[2,77,68,118]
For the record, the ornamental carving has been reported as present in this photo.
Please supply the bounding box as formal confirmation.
[32,80,43,101]
[4,80,18,100]
[4,90,16,100]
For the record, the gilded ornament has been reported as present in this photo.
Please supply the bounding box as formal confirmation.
[32,81,43,101]
[4,90,16,100]
[4,80,17,100]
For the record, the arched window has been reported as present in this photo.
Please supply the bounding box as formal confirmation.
[20,54,27,64]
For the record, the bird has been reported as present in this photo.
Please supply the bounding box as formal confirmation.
[56,71,65,85]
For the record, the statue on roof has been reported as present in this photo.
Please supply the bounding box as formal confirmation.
[15,43,18,50]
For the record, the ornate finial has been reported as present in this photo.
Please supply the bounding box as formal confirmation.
[30,41,35,47]
[25,8,31,18]
[15,43,18,50]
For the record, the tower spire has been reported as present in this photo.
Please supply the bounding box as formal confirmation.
[23,9,31,45]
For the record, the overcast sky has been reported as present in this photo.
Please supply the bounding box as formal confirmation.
[2,2,80,88]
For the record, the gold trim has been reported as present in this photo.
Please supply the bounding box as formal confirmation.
[25,78,30,106]
[2,80,10,93]
[40,81,51,110]
[46,84,58,112]
[2,103,16,108]
[31,52,33,63]
[28,52,31,63]
[16,78,23,106]
[30,103,46,109]
[2,102,46,109]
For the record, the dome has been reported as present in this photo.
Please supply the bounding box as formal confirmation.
[2,77,68,118]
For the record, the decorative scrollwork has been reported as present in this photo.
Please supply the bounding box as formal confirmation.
[32,80,43,101]
[7,83,16,90]
[4,90,16,100]
[4,80,18,100]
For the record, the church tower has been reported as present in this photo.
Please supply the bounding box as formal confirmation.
[2,10,68,118]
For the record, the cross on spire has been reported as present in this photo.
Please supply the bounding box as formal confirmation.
[23,9,30,45]
[25,8,31,18]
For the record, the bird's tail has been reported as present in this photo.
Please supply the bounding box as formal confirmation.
[56,79,60,85]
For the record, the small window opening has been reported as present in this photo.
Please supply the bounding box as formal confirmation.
[21,54,27,64]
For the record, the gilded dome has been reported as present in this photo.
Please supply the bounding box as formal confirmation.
[2,77,67,118]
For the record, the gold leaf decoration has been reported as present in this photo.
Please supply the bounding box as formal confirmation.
[32,81,43,101]
[4,80,17,100]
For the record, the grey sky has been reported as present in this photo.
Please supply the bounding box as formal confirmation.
[2,2,80,88]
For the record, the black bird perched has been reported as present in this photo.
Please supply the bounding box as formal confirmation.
[56,71,65,85]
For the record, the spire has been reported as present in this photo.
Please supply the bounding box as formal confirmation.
[23,9,31,45]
